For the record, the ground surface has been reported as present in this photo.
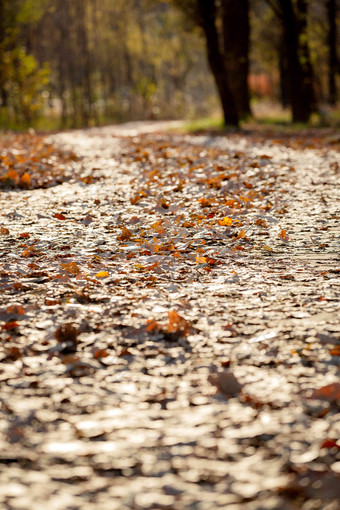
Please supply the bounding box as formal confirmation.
[0,121,339,510]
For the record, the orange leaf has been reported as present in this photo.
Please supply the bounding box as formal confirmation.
[6,305,25,315]
[255,219,267,227]
[19,232,30,238]
[196,256,207,264]
[330,345,340,356]
[218,217,233,226]
[93,348,108,359]
[7,169,18,181]
[146,319,160,332]
[146,261,159,271]
[237,230,246,239]
[278,229,289,240]
[20,173,31,185]
[60,262,81,275]
[167,310,190,335]
[2,321,19,331]
[95,271,109,278]
[198,197,214,207]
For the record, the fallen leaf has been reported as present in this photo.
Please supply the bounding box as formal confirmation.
[0,226,10,235]
[330,345,340,356]
[208,370,243,396]
[60,262,81,275]
[311,383,340,403]
[20,173,31,185]
[321,439,340,450]
[278,229,289,240]
[118,226,133,241]
[218,216,233,226]
[95,271,109,278]
[54,213,67,220]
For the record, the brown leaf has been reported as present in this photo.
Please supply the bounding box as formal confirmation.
[208,370,243,397]
[60,262,81,275]
[54,213,67,220]
[311,383,340,403]
[0,226,9,235]
[118,226,133,241]
[55,323,78,352]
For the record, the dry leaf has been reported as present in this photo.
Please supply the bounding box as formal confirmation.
[218,216,233,226]
[118,226,133,241]
[208,370,243,396]
[20,173,31,185]
[55,213,67,220]
[0,226,9,235]
[311,383,340,403]
[60,262,81,275]
[95,271,109,278]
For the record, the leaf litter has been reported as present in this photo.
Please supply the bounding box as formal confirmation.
[0,123,339,510]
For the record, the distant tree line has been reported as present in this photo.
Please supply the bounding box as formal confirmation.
[0,0,338,128]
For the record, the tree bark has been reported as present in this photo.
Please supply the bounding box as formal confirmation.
[221,0,251,118]
[326,0,338,105]
[278,0,315,122]
[196,0,239,126]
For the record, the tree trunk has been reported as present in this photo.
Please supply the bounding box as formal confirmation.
[196,0,239,127]
[296,0,317,111]
[221,0,251,118]
[326,0,338,105]
[278,38,290,108]
[278,0,315,122]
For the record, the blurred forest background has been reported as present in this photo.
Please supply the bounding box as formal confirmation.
[0,0,339,129]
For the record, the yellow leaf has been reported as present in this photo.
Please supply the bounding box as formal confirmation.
[95,271,109,278]
[218,217,233,226]
[196,256,207,264]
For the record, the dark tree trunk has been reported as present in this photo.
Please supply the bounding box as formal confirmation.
[296,0,317,111]
[221,0,251,118]
[196,0,239,127]
[326,0,338,105]
[278,38,290,108]
[278,0,315,122]
[56,0,69,126]
[0,0,7,107]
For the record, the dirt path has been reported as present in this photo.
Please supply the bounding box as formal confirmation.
[0,122,339,510]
